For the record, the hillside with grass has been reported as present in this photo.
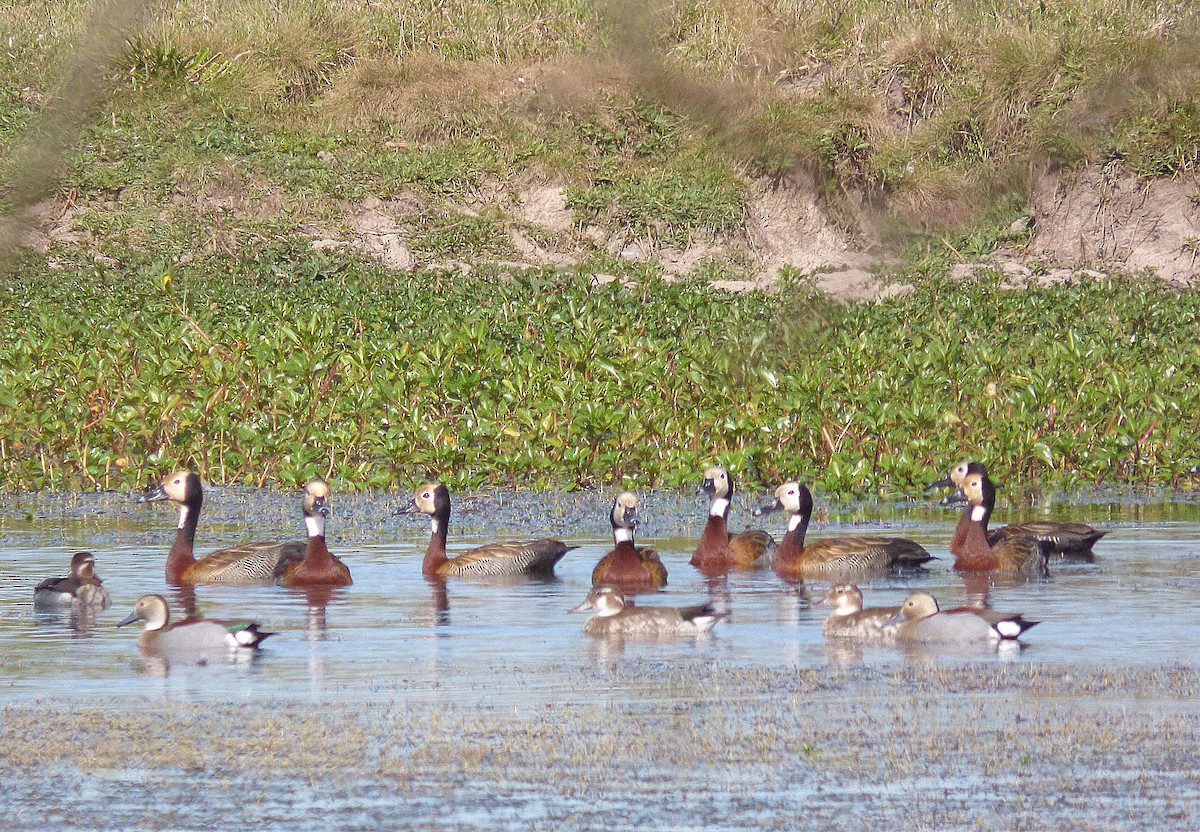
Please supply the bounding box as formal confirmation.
[1,0,1198,494]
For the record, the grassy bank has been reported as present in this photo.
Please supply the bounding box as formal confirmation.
[2,256,1196,494]
[1,1,1199,259]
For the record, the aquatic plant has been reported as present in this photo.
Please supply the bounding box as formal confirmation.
[1,250,1196,495]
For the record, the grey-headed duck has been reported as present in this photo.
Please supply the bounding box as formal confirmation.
[753,481,932,578]
[570,585,725,637]
[399,482,575,578]
[887,591,1038,644]
[117,594,274,661]
[690,466,776,573]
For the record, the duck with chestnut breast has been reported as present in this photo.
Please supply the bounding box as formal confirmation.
[929,459,1106,557]
[141,471,319,585]
[273,479,352,587]
[117,594,274,662]
[951,471,1049,575]
[400,482,575,578]
[817,583,899,640]
[34,551,111,611]
[690,466,776,572]
[753,481,933,578]
[570,585,725,637]
[887,591,1038,644]
[590,491,668,592]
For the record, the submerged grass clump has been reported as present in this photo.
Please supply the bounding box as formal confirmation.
[1,252,1197,495]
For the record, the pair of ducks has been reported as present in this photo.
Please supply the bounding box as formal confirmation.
[819,584,1038,645]
[928,459,1106,575]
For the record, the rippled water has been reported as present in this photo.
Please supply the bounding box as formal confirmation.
[3,488,1200,704]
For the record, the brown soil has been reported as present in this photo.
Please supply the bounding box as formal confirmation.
[21,163,1200,298]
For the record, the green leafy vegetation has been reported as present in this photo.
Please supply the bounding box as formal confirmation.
[2,251,1196,494]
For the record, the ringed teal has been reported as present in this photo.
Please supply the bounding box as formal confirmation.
[951,471,1049,575]
[753,482,932,578]
[590,492,668,592]
[887,591,1038,644]
[141,470,313,585]
[34,552,111,610]
[570,585,726,637]
[817,584,899,640]
[117,594,274,662]
[399,482,576,578]
[273,479,352,587]
[690,466,776,573]
[930,460,1106,557]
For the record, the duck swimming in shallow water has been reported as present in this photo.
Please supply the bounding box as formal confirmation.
[754,481,933,578]
[690,466,775,573]
[817,584,899,640]
[117,594,274,663]
[570,585,726,637]
[950,471,1049,575]
[886,591,1038,644]
[34,552,111,611]
[399,482,575,578]
[590,492,668,592]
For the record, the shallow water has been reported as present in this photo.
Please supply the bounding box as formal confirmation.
[4,488,1200,830]
[3,487,1200,702]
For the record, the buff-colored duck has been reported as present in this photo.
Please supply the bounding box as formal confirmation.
[590,492,668,592]
[34,552,112,611]
[817,584,899,639]
[570,585,725,637]
[400,482,575,578]
[690,466,775,572]
[951,471,1049,575]
[887,591,1038,644]
[929,459,1106,557]
[753,482,932,578]
[141,471,328,585]
[117,594,274,662]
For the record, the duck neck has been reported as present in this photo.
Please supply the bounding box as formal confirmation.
[299,514,333,569]
[954,503,999,570]
[165,500,200,585]
[610,527,639,564]
[773,512,809,569]
[422,508,451,576]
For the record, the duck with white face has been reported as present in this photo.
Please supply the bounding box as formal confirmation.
[754,481,933,579]
[141,471,342,585]
[691,466,775,573]
[589,491,667,593]
[398,481,576,579]
[951,472,1049,576]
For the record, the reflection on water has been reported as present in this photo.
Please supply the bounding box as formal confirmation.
[2,492,1200,704]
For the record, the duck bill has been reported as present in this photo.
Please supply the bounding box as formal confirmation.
[568,599,595,614]
[925,475,953,491]
[698,478,716,496]
[751,498,782,518]
[883,610,906,628]
[393,499,419,516]
[137,484,169,504]
[116,611,141,627]
[939,489,968,506]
